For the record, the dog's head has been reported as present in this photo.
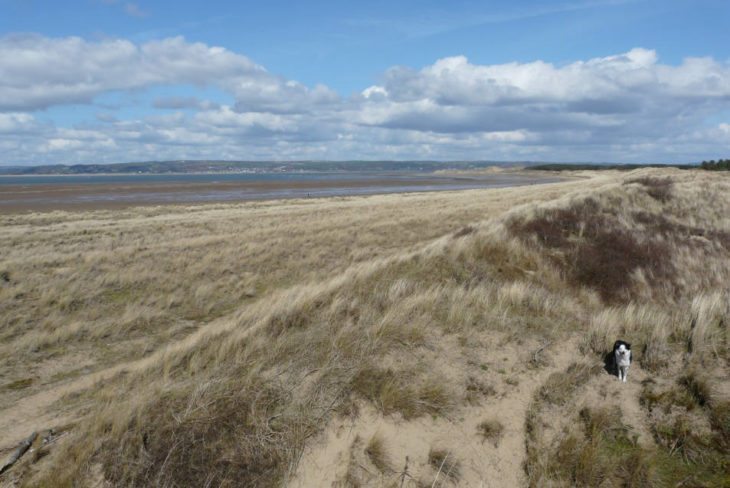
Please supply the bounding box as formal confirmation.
[614,340,631,359]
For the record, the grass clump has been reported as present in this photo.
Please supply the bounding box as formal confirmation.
[546,407,656,487]
[351,367,453,419]
[364,434,392,474]
[640,373,730,485]
[538,362,601,405]
[477,418,505,446]
[465,375,496,405]
[428,447,461,483]
[679,372,712,408]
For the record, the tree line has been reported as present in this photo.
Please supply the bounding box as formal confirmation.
[700,159,730,170]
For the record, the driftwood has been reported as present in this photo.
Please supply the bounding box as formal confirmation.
[531,341,552,366]
[0,432,37,475]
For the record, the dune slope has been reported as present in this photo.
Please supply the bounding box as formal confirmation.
[1,169,728,487]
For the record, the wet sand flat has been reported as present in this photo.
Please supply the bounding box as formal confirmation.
[0,172,564,212]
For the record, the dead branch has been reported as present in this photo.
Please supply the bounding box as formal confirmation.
[531,341,552,365]
[0,432,37,475]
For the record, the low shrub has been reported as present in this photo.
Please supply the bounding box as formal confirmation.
[509,196,676,303]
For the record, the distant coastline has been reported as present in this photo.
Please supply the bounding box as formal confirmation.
[0,159,700,176]
[0,160,512,176]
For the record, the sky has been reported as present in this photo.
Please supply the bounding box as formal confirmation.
[1,0,729,165]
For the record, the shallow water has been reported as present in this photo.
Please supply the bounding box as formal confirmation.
[0,172,391,186]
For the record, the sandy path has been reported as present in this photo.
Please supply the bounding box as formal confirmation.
[292,338,579,487]
[611,365,654,447]
[573,358,654,451]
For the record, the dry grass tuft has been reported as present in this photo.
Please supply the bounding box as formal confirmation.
[538,362,601,405]
[465,376,496,405]
[364,433,392,474]
[547,407,657,487]
[351,367,454,419]
[428,447,461,483]
[477,418,505,446]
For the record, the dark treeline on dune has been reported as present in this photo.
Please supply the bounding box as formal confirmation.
[527,163,699,171]
[700,159,730,170]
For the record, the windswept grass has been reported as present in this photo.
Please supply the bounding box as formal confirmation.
[0,182,587,401]
[2,169,728,486]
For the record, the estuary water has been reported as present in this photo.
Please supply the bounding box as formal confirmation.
[0,171,565,212]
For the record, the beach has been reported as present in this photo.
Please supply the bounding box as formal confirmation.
[0,171,564,212]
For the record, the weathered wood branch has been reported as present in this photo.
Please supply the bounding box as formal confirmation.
[0,431,37,475]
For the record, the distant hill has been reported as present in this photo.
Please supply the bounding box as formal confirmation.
[0,160,525,175]
[0,160,705,175]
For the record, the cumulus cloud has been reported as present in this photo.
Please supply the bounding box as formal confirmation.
[357,48,730,137]
[0,35,729,164]
[0,34,342,116]
[0,113,40,134]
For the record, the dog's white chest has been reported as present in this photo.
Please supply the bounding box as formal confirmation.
[615,349,631,367]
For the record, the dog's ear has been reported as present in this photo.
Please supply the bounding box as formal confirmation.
[626,342,631,350]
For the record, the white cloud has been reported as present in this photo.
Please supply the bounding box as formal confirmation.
[362,49,730,132]
[0,35,263,111]
[0,113,39,133]
[0,35,729,164]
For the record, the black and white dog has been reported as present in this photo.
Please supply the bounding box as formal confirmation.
[613,340,631,382]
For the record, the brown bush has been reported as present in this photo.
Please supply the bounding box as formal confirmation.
[573,228,673,303]
[509,198,602,249]
[509,199,675,303]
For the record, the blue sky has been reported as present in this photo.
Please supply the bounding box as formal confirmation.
[1,0,729,164]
